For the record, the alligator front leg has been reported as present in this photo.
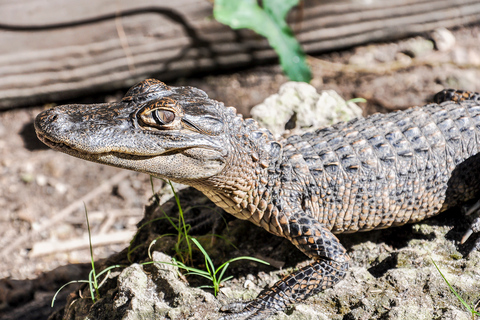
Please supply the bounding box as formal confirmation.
[219,213,350,319]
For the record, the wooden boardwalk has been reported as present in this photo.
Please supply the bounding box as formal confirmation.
[1,0,479,108]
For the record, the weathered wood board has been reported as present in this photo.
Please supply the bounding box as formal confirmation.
[1,0,479,108]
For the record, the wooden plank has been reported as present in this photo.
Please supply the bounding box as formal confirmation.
[0,0,479,108]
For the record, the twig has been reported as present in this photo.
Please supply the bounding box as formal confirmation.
[115,9,136,74]
[308,55,480,75]
[30,230,136,257]
[2,171,130,256]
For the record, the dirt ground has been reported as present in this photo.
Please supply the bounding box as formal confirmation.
[1,24,480,318]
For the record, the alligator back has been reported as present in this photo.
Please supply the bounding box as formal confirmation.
[283,100,480,233]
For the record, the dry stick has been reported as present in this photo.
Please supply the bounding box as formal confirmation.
[115,10,136,74]
[309,56,480,75]
[30,230,136,257]
[98,212,118,235]
[2,170,130,256]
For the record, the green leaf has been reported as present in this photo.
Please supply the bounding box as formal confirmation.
[214,0,311,82]
[264,0,299,24]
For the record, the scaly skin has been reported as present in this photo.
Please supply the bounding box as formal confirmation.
[34,80,480,319]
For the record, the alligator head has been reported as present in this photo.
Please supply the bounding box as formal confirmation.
[35,79,235,182]
[35,79,280,189]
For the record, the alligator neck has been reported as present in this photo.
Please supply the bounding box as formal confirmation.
[192,111,283,226]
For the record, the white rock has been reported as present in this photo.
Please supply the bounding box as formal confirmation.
[431,28,456,52]
[250,82,363,138]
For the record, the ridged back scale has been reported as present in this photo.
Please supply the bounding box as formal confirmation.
[282,100,480,233]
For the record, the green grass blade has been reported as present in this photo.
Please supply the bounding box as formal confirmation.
[198,285,215,289]
[96,265,123,278]
[217,262,230,283]
[191,238,216,275]
[203,233,238,250]
[185,272,214,281]
[128,216,175,262]
[225,256,270,265]
[431,259,475,314]
[88,269,96,302]
[147,260,210,277]
[149,177,182,233]
[97,270,111,289]
[147,234,178,259]
[83,204,101,301]
[168,180,193,262]
[51,280,90,307]
[221,275,233,283]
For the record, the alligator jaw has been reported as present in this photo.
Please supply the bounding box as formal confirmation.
[35,128,159,160]
[36,126,226,181]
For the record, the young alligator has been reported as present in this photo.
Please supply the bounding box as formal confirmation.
[35,79,480,319]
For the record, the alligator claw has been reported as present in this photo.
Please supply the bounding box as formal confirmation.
[218,306,269,320]
[461,216,480,244]
[218,301,276,320]
[464,199,480,216]
[220,301,249,314]
[461,200,480,244]
[217,309,255,320]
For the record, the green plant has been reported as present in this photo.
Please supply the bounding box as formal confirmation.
[167,179,193,263]
[127,177,194,264]
[149,177,194,263]
[150,237,269,296]
[52,205,123,306]
[432,259,480,319]
[131,179,269,297]
[127,215,170,263]
[214,0,311,82]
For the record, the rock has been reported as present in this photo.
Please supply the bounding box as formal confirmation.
[50,250,219,320]
[431,28,456,52]
[250,82,363,138]
[114,262,170,319]
[401,37,435,58]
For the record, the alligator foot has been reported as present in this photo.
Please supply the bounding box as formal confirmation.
[218,258,348,319]
[433,89,480,104]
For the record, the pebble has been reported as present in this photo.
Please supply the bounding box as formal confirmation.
[55,182,68,195]
[243,279,256,290]
[17,208,36,224]
[431,28,456,52]
[36,174,47,186]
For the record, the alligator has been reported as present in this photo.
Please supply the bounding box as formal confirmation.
[34,79,480,319]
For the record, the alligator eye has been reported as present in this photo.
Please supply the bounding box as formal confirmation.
[152,109,175,125]
[138,108,176,129]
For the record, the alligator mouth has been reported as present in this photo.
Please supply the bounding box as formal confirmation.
[36,132,157,160]
[36,133,75,153]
